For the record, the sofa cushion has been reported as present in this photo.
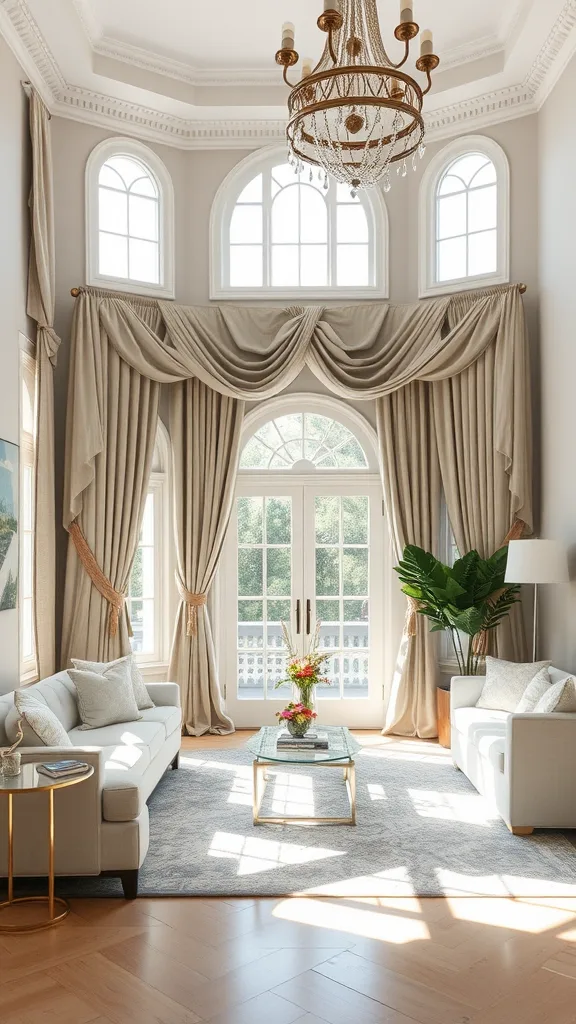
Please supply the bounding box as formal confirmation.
[534,677,576,713]
[452,707,509,773]
[67,719,166,762]
[6,690,73,747]
[515,667,552,712]
[475,657,551,712]
[139,705,181,739]
[71,655,154,711]
[69,663,142,730]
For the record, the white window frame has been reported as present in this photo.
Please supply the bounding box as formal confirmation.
[210,145,389,301]
[86,137,175,299]
[128,420,173,672]
[419,135,510,299]
[19,336,38,683]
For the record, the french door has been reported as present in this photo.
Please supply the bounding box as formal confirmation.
[220,479,385,727]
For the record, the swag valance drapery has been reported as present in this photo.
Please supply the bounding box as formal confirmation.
[62,283,532,737]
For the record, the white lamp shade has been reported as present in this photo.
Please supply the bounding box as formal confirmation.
[505,539,569,585]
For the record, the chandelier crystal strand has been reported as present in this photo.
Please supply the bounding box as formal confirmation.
[275,0,439,192]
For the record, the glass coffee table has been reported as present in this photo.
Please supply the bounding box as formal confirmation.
[247,725,361,826]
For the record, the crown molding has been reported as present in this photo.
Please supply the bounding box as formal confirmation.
[1,0,575,150]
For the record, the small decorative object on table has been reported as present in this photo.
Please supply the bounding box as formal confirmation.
[275,620,332,714]
[276,702,317,738]
[0,718,23,777]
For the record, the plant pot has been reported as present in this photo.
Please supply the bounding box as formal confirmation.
[287,718,311,738]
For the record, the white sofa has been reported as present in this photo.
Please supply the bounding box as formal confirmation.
[0,671,182,897]
[451,668,576,834]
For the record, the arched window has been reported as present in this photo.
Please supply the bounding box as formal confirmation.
[211,147,388,300]
[419,136,509,298]
[86,138,174,298]
[220,395,385,727]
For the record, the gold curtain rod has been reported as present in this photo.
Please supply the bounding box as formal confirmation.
[71,284,528,298]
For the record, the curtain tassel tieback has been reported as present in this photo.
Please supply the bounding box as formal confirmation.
[176,579,207,637]
[404,596,423,638]
[69,519,133,638]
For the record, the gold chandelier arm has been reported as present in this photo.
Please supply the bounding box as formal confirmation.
[421,70,434,96]
[388,38,410,71]
[283,65,297,87]
[328,28,338,65]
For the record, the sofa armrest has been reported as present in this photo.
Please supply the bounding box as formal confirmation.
[0,747,104,876]
[450,675,485,716]
[506,714,576,827]
[146,682,181,707]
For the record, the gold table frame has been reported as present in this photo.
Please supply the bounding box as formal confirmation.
[252,758,357,826]
[0,763,94,933]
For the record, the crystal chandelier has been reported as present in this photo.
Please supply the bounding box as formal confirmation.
[275,1,439,194]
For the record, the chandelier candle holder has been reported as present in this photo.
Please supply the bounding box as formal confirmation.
[275,0,440,194]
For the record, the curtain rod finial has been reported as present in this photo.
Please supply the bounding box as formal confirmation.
[71,287,81,297]
[519,283,527,293]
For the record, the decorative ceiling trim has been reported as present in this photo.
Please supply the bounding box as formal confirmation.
[1,0,575,149]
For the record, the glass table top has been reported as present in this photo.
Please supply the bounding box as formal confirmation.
[246,725,361,764]
[0,762,94,793]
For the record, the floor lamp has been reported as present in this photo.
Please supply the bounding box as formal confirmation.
[505,539,569,661]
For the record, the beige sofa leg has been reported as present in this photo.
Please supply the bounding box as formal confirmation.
[507,824,534,836]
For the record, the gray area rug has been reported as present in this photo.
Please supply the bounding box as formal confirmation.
[18,741,576,898]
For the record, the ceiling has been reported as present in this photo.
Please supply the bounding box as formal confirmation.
[1,0,576,147]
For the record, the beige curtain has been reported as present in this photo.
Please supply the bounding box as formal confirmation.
[26,89,60,677]
[377,383,441,738]
[60,296,161,665]
[432,288,532,661]
[63,284,532,736]
[169,379,244,735]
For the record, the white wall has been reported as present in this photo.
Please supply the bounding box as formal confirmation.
[0,36,32,693]
[538,53,576,669]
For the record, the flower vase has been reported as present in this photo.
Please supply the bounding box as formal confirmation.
[287,718,311,739]
[294,684,315,714]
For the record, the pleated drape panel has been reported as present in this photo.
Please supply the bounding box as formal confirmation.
[60,297,161,666]
[169,379,244,735]
[63,283,532,737]
[431,288,532,662]
[377,383,441,738]
[26,89,60,677]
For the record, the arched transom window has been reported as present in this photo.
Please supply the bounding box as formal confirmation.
[86,138,174,298]
[240,413,369,471]
[211,148,388,299]
[419,136,509,298]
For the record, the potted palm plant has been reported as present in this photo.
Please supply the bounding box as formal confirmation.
[394,544,520,677]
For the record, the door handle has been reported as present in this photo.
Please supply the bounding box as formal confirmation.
[306,599,311,635]
[295,599,301,634]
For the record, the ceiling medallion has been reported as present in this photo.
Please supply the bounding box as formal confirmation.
[275,1,440,195]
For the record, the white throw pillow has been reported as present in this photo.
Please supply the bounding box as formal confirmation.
[5,690,72,747]
[71,654,153,711]
[69,661,142,730]
[515,667,552,713]
[533,677,576,713]
[475,657,552,712]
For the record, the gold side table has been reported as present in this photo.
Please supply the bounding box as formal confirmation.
[0,761,94,932]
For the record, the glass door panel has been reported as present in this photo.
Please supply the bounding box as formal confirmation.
[312,494,370,701]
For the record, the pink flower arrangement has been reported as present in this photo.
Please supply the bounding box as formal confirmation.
[275,702,318,725]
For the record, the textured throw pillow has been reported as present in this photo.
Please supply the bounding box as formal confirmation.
[71,654,153,711]
[475,657,552,712]
[515,667,552,713]
[5,690,72,747]
[69,661,142,730]
[533,677,576,713]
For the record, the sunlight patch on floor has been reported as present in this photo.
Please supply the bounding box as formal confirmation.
[445,895,576,931]
[207,831,345,876]
[408,787,498,826]
[227,772,253,806]
[273,895,430,942]
[270,770,315,816]
[366,782,387,801]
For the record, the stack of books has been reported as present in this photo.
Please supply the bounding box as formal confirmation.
[37,760,91,779]
[277,730,329,751]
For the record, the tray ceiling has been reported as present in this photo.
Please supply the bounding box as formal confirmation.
[1,0,575,147]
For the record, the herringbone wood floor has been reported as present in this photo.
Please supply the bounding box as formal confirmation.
[2,734,576,1024]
